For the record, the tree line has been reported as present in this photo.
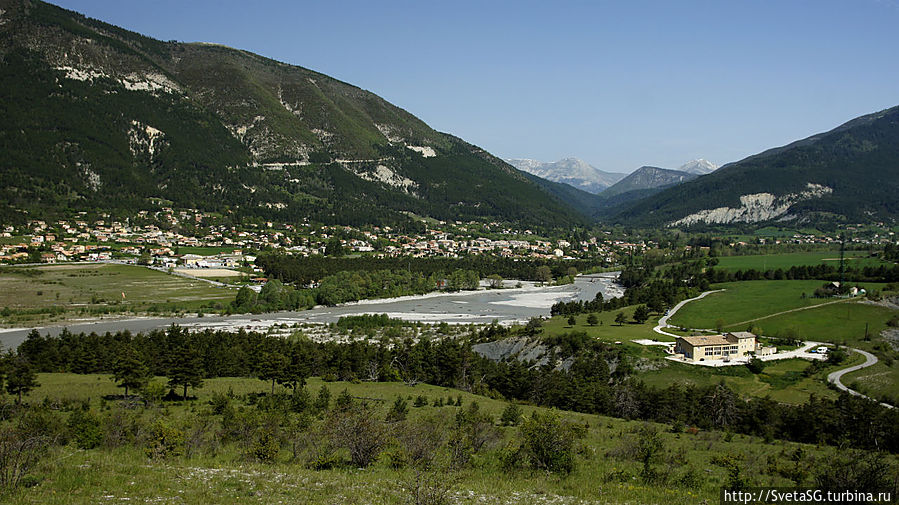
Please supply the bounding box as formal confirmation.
[254,253,599,286]
[230,268,481,313]
[10,324,899,453]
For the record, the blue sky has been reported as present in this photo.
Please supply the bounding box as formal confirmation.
[52,0,899,173]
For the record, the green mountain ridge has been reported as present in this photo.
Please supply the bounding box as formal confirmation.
[0,0,583,227]
[611,105,899,227]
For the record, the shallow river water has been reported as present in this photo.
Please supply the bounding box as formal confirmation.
[0,272,621,348]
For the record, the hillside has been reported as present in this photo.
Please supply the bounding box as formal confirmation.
[506,157,626,193]
[0,0,582,227]
[599,166,697,199]
[612,106,899,227]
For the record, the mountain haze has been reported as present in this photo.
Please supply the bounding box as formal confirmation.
[506,158,627,193]
[0,0,583,227]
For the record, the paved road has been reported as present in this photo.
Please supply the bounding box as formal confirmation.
[652,289,726,338]
[827,348,894,409]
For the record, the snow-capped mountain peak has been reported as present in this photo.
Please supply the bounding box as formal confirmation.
[678,159,719,175]
[506,157,627,194]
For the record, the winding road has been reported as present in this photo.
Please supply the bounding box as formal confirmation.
[827,348,894,409]
[653,289,726,338]
[652,289,894,409]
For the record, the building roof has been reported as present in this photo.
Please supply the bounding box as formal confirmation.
[726,331,756,340]
[678,335,731,347]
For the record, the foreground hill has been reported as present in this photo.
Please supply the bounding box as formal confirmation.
[612,106,899,227]
[0,0,582,227]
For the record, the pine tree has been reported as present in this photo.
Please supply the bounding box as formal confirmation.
[166,342,204,400]
[112,345,150,397]
[5,355,39,404]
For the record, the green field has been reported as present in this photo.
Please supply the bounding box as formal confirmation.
[844,359,899,405]
[713,251,889,271]
[0,263,234,326]
[537,304,863,404]
[6,373,869,505]
[668,280,855,330]
[639,357,853,404]
[749,301,897,347]
[540,308,667,360]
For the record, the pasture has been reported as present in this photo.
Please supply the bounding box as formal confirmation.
[0,263,234,326]
[712,250,889,271]
[9,373,862,505]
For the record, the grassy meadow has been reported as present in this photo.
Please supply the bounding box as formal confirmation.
[638,356,856,404]
[5,373,875,505]
[712,250,890,271]
[844,359,899,405]
[0,263,234,326]
[668,280,852,330]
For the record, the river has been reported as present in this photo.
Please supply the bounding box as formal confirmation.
[0,272,622,349]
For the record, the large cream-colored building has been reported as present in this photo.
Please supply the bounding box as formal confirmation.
[674,331,759,362]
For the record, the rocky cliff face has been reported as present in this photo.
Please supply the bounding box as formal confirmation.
[670,183,834,226]
[611,105,899,227]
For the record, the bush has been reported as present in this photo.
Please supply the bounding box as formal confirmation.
[386,396,409,423]
[145,420,184,460]
[518,410,583,473]
[251,427,281,463]
[67,408,102,450]
[0,427,51,493]
[394,413,448,469]
[500,403,522,426]
[746,357,766,374]
[328,405,388,468]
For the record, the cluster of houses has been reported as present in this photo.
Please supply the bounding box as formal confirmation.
[1,211,651,265]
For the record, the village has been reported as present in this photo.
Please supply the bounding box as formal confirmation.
[2,207,896,268]
[0,207,647,266]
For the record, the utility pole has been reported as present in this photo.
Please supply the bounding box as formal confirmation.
[839,235,846,293]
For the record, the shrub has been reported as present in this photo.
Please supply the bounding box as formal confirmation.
[0,427,50,493]
[500,403,522,426]
[145,420,184,460]
[386,396,409,423]
[329,405,388,468]
[67,408,102,450]
[746,357,766,374]
[518,410,582,473]
[251,427,281,463]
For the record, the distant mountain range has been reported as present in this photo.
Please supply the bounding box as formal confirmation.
[612,106,899,227]
[505,158,626,194]
[0,0,585,228]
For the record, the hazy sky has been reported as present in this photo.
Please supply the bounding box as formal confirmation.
[51,0,899,173]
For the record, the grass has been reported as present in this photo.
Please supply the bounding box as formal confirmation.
[0,263,234,326]
[713,250,890,271]
[638,357,848,404]
[540,308,667,360]
[749,301,897,348]
[8,373,867,505]
[842,358,899,405]
[668,280,854,330]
